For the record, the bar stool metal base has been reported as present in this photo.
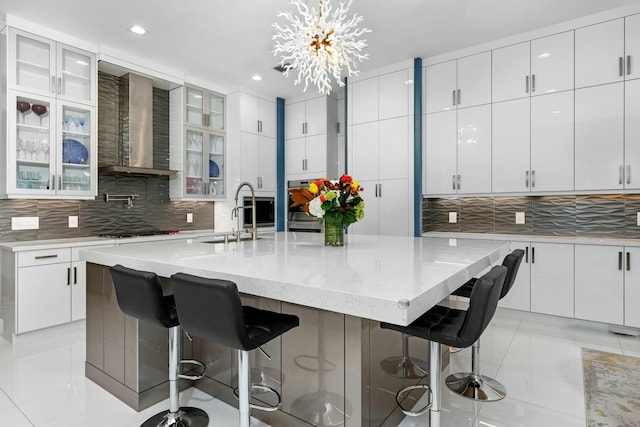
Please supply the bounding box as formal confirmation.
[141,407,209,427]
[233,384,281,412]
[380,355,429,379]
[445,372,506,402]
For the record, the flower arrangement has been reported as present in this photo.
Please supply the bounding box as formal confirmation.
[289,174,365,227]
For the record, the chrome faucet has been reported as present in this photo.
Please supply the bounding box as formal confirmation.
[231,182,257,241]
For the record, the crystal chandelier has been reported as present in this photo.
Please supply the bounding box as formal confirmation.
[272,0,371,94]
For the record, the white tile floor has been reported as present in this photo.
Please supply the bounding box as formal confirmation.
[0,309,638,427]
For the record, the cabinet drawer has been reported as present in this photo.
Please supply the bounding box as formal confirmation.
[18,248,71,267]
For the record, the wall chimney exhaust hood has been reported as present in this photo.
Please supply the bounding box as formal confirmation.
[99,72,178,177]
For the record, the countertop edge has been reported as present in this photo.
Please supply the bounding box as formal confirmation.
[423,232,640,247]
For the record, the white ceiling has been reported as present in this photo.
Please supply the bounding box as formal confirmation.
[3,0,640,98]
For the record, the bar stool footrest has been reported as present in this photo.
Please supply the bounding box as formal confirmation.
[178,359,206,381]
[233,384,281,412]
[395,384,432,417]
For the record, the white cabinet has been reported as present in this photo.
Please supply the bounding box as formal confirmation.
[574,245,624,325]
[240,132,276,192]
[426,52,491,113]
[5,244,109,336]
[350,117,410,235]
[530,242,574,318]
[351,77,378,125]
[493,92,574,193]
[624,247,640,328]
[624,79,640,189]
[5,91,97,198]
[493,32,574,102]
[3,28,97,200]
[8,28,96,105]
[575,83,624,191]
[184,85,225,131]
[241,93,275,138]
[425,105,491,195]
[575,19,624,88]
[492,98,530,192]
[286,95,338,180]
[499,241,531,312]
[169,85,226,200]
[492,41,531,102]
[626,14,640,81]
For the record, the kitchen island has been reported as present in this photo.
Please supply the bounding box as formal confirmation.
[80,232,509,426]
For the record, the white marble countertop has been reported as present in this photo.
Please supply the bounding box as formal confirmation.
[0,230,227,252]
[79,232,509,326]
[423,231,640,247]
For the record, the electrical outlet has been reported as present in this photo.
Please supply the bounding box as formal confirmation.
[637,212,640,226]
[186,213,193,223]
[11,217,39,230]
[515,212,526,225]
[448,212,457,223]
[68,216,79,228]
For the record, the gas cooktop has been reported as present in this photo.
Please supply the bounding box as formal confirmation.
[98,230,179,239]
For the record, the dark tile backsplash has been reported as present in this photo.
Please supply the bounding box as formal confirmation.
[424,195,640,239]
[0,72,213,243]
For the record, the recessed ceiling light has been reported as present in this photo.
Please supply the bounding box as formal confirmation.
[130,25,147,35]
[251,74,263,81]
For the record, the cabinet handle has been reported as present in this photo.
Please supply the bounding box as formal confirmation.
[627,252,631,271]
[74,267,77,284]
[457,89,461,105]
[626,165,631,185]
[531,170,535,188]
[58,77,63,95]
[452,90,456,106]
[378,183,382,198]
[337,122,340,134]
[531,246,535,264]
[453,174,457,191]
[525,246,529,263]
[50,174,55,191]
[35,254,58,260]
[619,251,623,270]
[58,174,62,191]
[525,75,529,93]
[457,174,461,190]
[619,57,624,77]
[51,76,56,93]
[619,165,624,185]
[628,55,632,75]
[525,170,529,188]
[531,74,536,92]
[67,267,71,286]
[260,120,263,133]
[206,114,210,127]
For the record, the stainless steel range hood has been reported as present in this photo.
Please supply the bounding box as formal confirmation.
[100,73,177,177]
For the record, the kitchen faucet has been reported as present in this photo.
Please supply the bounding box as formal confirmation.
[231,182,257,242]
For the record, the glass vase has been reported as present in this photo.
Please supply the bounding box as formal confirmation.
[324,220,345,246]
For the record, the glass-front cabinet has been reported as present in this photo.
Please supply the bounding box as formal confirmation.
[184,129,225,197]
[9,28,95,105]
[7,91,96,198]
[170,84,226,200]
[185,86,224,130]
[3,27,97,199]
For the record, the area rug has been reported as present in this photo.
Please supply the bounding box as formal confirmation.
[582,348,640,427]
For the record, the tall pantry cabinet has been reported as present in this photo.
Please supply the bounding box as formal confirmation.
[348,68,413,236]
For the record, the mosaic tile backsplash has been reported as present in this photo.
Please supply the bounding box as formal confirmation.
[0,72,213,242]
[423,195,640,239]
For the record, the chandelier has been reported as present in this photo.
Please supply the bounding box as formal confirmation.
[272,0,371,94]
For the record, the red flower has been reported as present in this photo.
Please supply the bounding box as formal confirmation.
[340,174,352,184]
[320,194,325,203]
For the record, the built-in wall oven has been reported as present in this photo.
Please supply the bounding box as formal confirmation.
[287,179,322,233]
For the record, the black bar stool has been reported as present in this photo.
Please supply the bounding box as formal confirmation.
[109,265,208,427]
[380,265,507,419]
[446,249,525,402]
[171,273,300,427]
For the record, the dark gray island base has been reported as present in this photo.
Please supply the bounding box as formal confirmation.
[85,262,442,427]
